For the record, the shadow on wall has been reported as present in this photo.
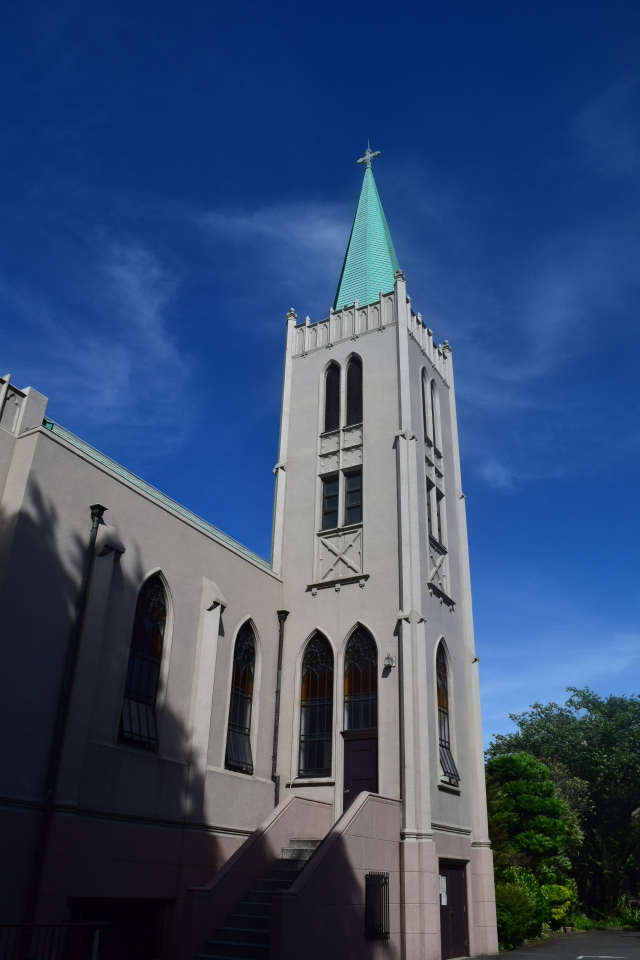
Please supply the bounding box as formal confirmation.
[0,482,235,960]
[271,793,402,960]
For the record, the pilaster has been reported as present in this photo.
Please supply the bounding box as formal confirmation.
[187,578,226,821]
[271,309,297,575]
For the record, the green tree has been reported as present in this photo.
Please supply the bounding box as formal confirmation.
[486,752,574,881]
[488,688,640,912]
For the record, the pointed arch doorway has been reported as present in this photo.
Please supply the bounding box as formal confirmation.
[342,626,378,810]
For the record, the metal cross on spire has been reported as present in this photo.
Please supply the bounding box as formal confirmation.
[357,141,381,167]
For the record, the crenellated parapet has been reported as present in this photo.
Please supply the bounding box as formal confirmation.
[406,309,450,383]
[291,291,397,357]
[289,290,450,383]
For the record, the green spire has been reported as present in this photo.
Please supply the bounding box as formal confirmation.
[333,158,400,311]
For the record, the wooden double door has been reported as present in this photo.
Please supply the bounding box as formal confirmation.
[439,861,469,959]
[342,731,377,810]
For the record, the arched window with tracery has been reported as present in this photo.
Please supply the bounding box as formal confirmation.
[344,626,377,731]
[436,643,460,786]
[345,357,363,426]
[299,633,334,777]
[324,362,341,433]
[119,573,167,749]
[225,622,256,775]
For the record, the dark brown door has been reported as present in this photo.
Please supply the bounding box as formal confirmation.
[343,734,377,810]
[439,863,468,959]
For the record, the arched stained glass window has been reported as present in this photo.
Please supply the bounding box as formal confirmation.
[344,626,377,731]
[436,643,460,786]
[225,622,256,775]
[324,363,341,433]
[299,633,334,777]
[345,357,363,426]
[119,574,167,749]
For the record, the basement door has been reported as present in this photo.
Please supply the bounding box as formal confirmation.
[439,862,468,959]
[342,732,377,810]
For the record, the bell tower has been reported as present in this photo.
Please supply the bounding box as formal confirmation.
[271,148,497,958]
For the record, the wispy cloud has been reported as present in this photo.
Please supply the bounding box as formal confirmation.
[198,201,351,322]
[1,239,193,463]
[476,458,517,491]
[573,78,640,179]
[480,617,640,744]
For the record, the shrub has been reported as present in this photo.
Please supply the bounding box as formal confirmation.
[615,898,640,929]
[566,912,595,930]
[495,883,532,949]
[501,867,548,935]
[541,884,574,928]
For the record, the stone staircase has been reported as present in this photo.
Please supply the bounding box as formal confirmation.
[195,838,321,960]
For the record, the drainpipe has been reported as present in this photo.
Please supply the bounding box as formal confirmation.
[271,609,289,807]
[23,504,107,926]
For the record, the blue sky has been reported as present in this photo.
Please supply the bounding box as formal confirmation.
[2,1,639,745]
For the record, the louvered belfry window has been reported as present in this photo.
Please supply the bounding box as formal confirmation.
[324,363,340,433]
[430,380,439,453]
[225,622,256,774]
[119,574,167,749]
[437,644,460,785]
[299,633,334,777]
[344,626,378,731]
[345,357,363,426]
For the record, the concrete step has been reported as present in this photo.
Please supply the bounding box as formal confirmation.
[273,851,311,867]
[226,912,270,931]
[199,940,268,959]
[264,865,302,883]
[235,901,271,918]
[214,926,269,945]
[252,877,295,893]
[287,838,321,849]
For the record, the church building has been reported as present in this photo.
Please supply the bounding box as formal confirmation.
[0,149,498,959]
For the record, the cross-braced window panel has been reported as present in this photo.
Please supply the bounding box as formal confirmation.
[299,633,334,777]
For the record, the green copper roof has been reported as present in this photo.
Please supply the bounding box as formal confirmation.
[333,165,400,311]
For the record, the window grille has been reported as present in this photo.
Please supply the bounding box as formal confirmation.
[119,574,166,749]
[437,644,460,786]
[225,623,256,774]
[325,363,340,433]
[344,470,362,525]
[344,627,377,731]
[322,477,339,529]
[345,357,363,426]
[365,872,390,939]
[299,633,334,777]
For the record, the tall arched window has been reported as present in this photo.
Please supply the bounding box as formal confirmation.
[422,371,430,444]
[299,633,334,777]
[119,574,167,749]
[344,626,377,731]
[436,643,460,786]
[324,363,340,433]
[345,357,363,426]
[225,622,256,775]
[430,381,439,454]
